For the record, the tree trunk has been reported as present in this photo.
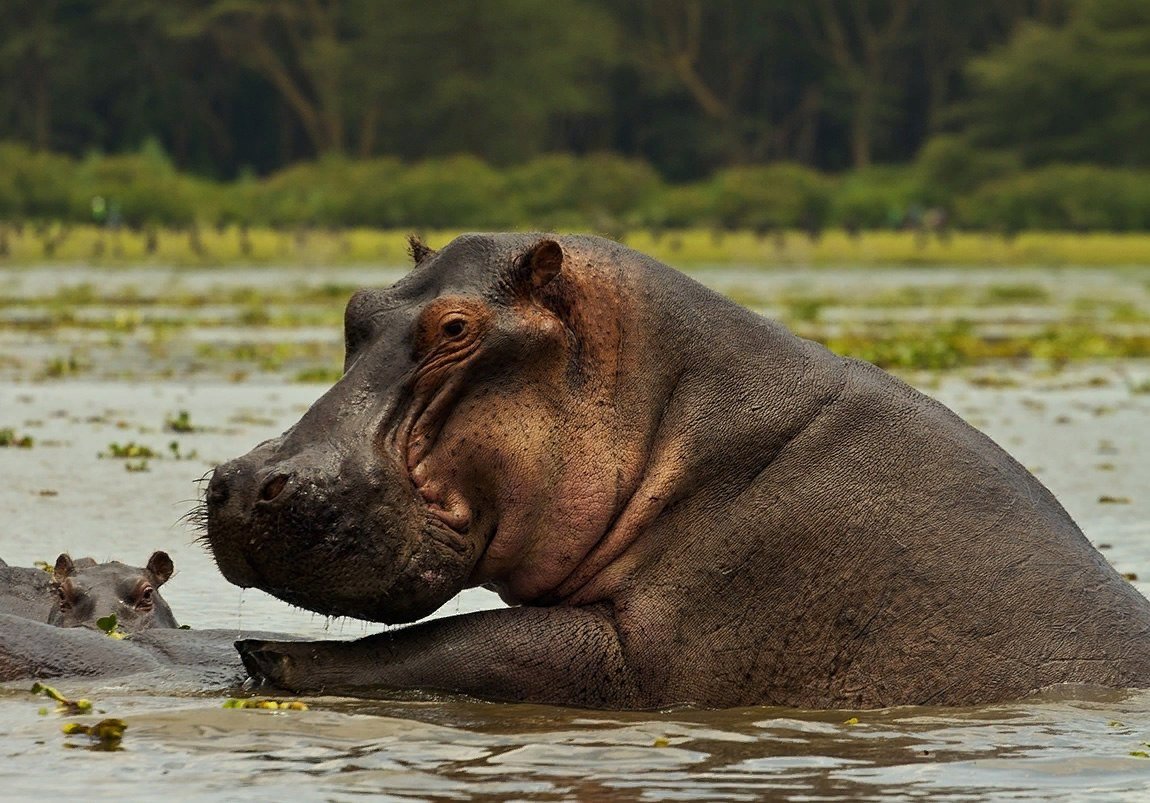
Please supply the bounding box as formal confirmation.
[32,59,50,150]
[851,81,874,168]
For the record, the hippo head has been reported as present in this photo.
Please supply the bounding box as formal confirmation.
[49,551,178,631]
[205,234,672,623]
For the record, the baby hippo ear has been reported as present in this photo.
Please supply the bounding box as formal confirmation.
[53,554,75,583]
[146,551,174,587]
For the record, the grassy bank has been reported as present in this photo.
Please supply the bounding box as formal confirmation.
[5,225,1150,267]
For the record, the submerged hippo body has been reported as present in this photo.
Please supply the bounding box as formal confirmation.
[205,233,1150,709]
[0,558,54,621]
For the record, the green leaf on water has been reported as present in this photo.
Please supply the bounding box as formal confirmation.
[1130,750,1150,759]
[31,683,93,714]
[62,718,127,748]
[222,697,308,711]
[95,614,117,634]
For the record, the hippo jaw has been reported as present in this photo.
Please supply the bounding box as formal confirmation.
[204,439,484,624]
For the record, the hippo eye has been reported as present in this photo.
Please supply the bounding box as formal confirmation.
[136,586,154,610]
[442,318,467,339]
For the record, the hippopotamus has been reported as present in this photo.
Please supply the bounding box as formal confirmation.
[49,552,178,631]
[2,553,176,631]
[204,233,1150,709]
[0,553,296,687]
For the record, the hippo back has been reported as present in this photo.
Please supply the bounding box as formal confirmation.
[0,560,54,621]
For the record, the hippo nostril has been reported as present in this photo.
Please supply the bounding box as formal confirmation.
[258,474,291,503]
[206,471,230,506]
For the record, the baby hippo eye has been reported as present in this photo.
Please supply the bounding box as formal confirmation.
[136,586,155,609]
[442,318,467,339]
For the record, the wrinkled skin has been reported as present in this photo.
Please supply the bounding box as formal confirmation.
[206,233,1150,709]
[47,552,179,632]
[0,554,297,686]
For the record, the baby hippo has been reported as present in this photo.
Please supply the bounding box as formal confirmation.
[48,551,178,632]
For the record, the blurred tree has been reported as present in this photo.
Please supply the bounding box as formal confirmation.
[349,0,621,164]
[0,0,71,149]
[629,0,816,164]
[0,0,1082,177]
[962,0,1150,166]
[795,0,919,168]
[145,0,351,156]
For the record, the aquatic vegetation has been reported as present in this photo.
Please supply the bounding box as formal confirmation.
[813,323,1150,372]
[164,410,197,433]
[100,442,157,459]
[0,428,33,448]
[31,683,92,715]
[41,355,88,378]
[1099,495,1132,504]
[95,614,127,640]
[222,698,309,711]
[61,718,127,750]
[294,366,343,383]
[979,284,1051,305]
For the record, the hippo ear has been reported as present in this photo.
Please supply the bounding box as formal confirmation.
[53,554,76,583]
[146,551,175,587]
[519,239,564,293]
[407,233,437,265]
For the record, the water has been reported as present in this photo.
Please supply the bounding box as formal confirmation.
[2,262,1150,799]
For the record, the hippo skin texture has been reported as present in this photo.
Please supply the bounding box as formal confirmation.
[203,233,1150,709]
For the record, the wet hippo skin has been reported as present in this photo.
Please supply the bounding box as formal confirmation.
[204,233,1150,709]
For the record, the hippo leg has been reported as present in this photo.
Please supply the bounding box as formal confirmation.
[237,606,640,708]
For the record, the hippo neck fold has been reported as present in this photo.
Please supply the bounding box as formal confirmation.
[521,246,847,607]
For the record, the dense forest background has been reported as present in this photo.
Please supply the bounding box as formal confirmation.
[1,0,1149,231]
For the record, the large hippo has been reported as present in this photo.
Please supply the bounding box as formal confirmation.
[205,233,1150,709]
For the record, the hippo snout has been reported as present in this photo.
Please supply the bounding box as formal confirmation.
[207,449,317,517]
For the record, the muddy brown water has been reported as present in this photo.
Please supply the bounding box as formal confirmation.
[2,262,1150,800]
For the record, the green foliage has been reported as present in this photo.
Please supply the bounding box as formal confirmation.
[958,165,1150,231]
[709,164,834,231]
[249,157,406,227]
[390,156,513,228]
[913,136,1021,202]
[830,167,922,229]
[0,142,74,219]
[0,0,1087,180]
[507,154,663,228]
[3,141,1150,234]
[70,142,215,226]
[962,0,1150,167]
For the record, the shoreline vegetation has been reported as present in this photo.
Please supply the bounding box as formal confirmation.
[5,143,1150,266]
[3,226,1150,269]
